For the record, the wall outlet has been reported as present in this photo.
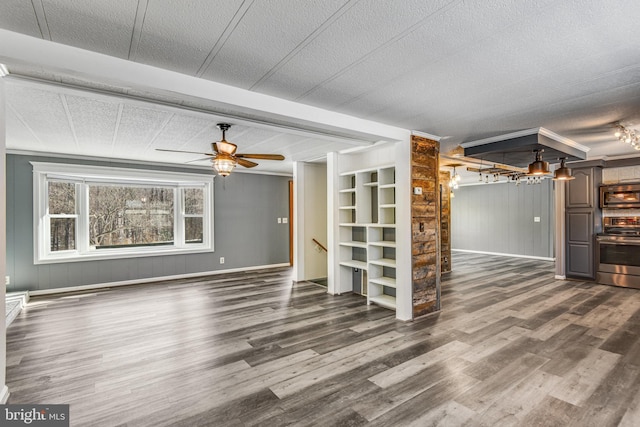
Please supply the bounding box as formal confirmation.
[219,257,225,264]
[413,187,423,195]
[5,276,9,286]
[282,218,288,224]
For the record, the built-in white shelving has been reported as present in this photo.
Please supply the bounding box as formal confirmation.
[337,165,397,310]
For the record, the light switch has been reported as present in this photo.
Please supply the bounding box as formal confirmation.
[534,216,541,222]
[277,218,282,224]
[282,218,288,224]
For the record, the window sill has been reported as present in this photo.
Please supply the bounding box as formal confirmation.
[35,245,214,265]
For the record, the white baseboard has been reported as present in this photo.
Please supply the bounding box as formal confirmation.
[29,263,291,296]
[452,249,555,262]
[555,275,567,280]
[0,385,9,404]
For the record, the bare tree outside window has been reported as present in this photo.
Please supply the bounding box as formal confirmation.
[89,185,174,248]
[48,181,76,251]
[184,188,204,244]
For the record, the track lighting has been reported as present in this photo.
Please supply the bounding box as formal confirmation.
[527,149,549,176]
[614,123,640,150]
[553,158,575,181]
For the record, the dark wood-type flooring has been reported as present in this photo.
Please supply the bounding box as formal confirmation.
[6,253,640,426]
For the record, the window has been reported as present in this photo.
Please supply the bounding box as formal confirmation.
[33,162,214,264]
[48,181,77,251]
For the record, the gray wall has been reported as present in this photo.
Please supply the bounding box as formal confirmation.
[451,179,554,258]
[6,154,291,292]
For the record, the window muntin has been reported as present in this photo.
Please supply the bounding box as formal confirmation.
[33,162,214,264]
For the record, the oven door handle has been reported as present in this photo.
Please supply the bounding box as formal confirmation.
[597,239,640,246]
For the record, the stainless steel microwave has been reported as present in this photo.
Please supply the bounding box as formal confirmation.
[600,183,640,209]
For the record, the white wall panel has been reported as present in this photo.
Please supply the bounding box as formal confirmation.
[451,180,554,259]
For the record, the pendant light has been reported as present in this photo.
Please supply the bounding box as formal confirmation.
[449,166,460,189]
[552,158,575,181]
[528,149,549,175]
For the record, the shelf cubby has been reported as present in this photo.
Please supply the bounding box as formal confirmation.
[335,165,398,311]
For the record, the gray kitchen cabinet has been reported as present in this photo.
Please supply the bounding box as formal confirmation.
[567,168,595,208]
[565,166,602,280]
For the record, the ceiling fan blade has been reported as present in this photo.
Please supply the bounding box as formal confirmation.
[185,157,214,164]
[156,148,214,156]
[237,158,259,168]
[212,142,219,153]
[236,153,285,161]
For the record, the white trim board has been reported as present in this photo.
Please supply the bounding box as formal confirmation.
[452,249,555,262]
[8,149,295,177]
[0,386,9,404]
[29,263,291,296]
[5,292,29,329]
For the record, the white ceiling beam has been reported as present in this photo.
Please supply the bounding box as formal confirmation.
[0,29,412,144]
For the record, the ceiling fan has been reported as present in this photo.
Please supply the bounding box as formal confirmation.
[156,123,285,176]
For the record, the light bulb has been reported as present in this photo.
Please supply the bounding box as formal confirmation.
[614,129,621,138]
[455,173,461,182]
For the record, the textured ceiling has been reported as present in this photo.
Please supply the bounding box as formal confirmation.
[1,0,640,174]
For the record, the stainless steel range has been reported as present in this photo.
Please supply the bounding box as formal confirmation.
[596,216,640,289]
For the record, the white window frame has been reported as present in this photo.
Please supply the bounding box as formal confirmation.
[32,162,215,264]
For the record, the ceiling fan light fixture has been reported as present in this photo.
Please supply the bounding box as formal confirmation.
[213,153,237,177]
[553,158,575,181]
[527,149,549,175]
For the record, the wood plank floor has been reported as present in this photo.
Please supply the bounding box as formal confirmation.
[6,253,640,426]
